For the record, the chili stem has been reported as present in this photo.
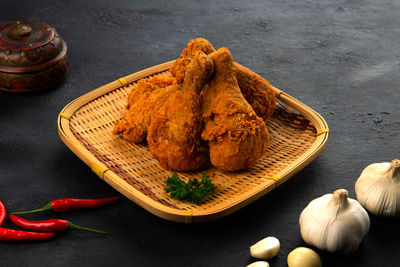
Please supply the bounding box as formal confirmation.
[11,202,52,215]
[68,222,107,234]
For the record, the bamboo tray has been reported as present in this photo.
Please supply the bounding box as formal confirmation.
[58,61,329,223]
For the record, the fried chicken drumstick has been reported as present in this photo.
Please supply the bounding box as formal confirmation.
[170,39,215,84]
[201,48,269,171]
[234,62,276,120]
[147,52,214,171]
[171,38,276,121]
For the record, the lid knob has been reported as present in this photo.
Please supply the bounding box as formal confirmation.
[9,21,32,39]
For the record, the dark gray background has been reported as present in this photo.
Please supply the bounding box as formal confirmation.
[1,0,399,266]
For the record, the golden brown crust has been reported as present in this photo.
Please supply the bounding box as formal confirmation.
[126,76,177,110]
[112,76,177,143]
[170,38,216,84]
[171,38,276,121]
[147,52,214,171]
[234,63,277,120]
[201,48,269,171]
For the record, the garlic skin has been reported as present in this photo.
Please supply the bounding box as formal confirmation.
[246,261,270,267]
[250,236,280,259]
[287,247,322,267]
[355,159,400,217]
[299,189,370,254]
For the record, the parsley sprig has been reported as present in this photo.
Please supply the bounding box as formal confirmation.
[165,173,214,204]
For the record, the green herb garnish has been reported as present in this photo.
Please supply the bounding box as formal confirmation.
[165,173,214,204]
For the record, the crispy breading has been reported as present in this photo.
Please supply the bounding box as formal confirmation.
[170,38,216,84]
[112,76,177,143]
[171,38,276,121]
[201,48,269,171]
[234,62,276,120]
[147,52,214,171]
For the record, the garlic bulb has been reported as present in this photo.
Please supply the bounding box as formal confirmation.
[250,236,280,259]
[287,247,322,267]
[246,261,270,267]
[355,159,400,217]
[299,189,370,254]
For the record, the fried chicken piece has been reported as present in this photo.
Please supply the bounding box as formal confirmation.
[171,38,276,121]
[112,76,177,143]
[125,76,177,110]
[147,52,214,171]
[170,38,216,84]
[201,48,269,171]
[234,62,277,120]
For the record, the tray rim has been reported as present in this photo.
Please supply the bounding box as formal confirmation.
[58,60,329,223]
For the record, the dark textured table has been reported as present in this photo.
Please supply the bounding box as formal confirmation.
[1,0,399,266]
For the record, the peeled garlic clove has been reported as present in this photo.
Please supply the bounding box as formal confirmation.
[287,247,322,267]
[250,236,280,259]
[246,261,270,267]
[299,189,370,254]
[355,159,400,217]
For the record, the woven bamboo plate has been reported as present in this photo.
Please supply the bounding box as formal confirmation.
[58,60,329,223]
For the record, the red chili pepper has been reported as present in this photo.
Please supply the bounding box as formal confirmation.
[9,215,106,234]
[0,228,55,242]
[12,196,120,214]
[0,200,6,227]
